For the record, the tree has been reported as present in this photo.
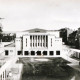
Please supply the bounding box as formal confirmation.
[0,26,3,42]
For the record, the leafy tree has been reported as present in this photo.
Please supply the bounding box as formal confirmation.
[0,26,3,42]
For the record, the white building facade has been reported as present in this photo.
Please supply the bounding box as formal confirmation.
[14,28,62,57]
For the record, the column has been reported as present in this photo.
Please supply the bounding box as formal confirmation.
[41,35,42,47]
[46,35,48,47]
[38,35,40,47]
[30,35,32,47]
[43,35,44,47]
[36,35,37,47]
[42,35,43,47]
[43,35,45,47]
[39,35,41,47]
[32,35,33,48]
[31,35,32,47]
[45,35,46,47]
[34,35,36,47]
[37,35,38,47]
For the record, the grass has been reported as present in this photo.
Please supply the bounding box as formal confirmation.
[19,57,76,80]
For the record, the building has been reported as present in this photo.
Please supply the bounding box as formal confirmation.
[75,28,80,49]
[60,28,73,44]
[4,28,62,57]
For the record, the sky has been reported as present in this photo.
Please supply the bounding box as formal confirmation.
[0,0,80,31]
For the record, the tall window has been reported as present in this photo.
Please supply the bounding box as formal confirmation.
[30,36,32,47]
[26,38,27,47]
[46,36,48,47]
[38,36,39,46]
[41,36,42,47]
[51,38,52,47]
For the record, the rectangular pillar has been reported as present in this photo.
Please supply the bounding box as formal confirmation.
[34,35,36,47]
[32,35,33,48]
[45,35,46,47]
[42,35,44,47]
[46,35,48,47]
[38,36,40,47]
[40,35,41,47]
[41,35,43,47]
[37,35,38,47]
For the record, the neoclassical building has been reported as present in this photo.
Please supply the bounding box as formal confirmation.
[4,28,62,57]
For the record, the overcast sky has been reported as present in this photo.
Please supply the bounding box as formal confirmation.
[0,0,80,31]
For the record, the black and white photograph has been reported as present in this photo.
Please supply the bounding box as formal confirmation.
[0,0,80,80]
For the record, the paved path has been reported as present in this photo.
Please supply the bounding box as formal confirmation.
[12,63,23,80]
[62,44,80,71]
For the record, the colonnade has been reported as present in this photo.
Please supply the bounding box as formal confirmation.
[30,35,48,47]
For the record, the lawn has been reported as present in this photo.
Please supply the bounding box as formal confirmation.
[19,57,77,80]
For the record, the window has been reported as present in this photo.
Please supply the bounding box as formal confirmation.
[38,43,39,46]
[56,51,60,55]
[37,51,41,55]
[5,50,8,55]
[46,36,48,47]
[30,36,32,47]
[24,51,29,55]
[17,51,22,55]
[49,51,54,55]
[31,51,35,55]
[33,43,34,47]
[36,43,37,47]
[43,51,47,55]
[51,38,52,47]
[26,39,27,47]
[10,50,13,52]
[41,43,42,47]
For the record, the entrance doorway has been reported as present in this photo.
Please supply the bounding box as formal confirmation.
[31,51,35,55]
[43,51,47,55]
[37,51,41,55]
